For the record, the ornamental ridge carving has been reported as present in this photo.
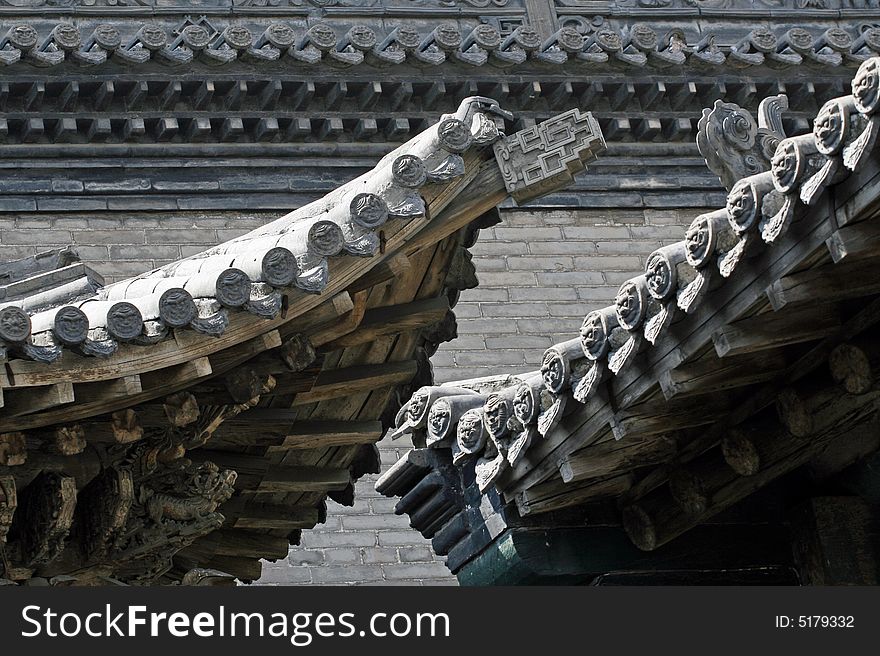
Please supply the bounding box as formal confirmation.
[696,94,789,191]
[493,108,606,204]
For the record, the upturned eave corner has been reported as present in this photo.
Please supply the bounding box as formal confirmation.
[0,93,611,585]
[377,56,880,581]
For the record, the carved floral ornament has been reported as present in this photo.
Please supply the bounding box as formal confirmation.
[386,56,880,501]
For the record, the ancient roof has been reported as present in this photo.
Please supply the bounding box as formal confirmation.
[378,56,880,565]
[0,97,605,584]
[0,18,872,73]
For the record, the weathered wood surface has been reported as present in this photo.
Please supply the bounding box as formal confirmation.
[790,497,880,585]
[712,305,841,357]
[559,435,677,483]
[623,378,880,551]
[659,350,787,399]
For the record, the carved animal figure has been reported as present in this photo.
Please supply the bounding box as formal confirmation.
[140,463,236,524]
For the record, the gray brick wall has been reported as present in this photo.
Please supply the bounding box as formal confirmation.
[431,206,702,384]
[261,433,457,586]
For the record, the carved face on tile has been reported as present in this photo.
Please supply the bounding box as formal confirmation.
[54,306,89,345]
[853,58,880,115]
[513,383,537,425]
[182,25,210,49]
[261,247,296,287]
[814,100,846,155]
[557,26,584,52]
[685,215,712,266]
[434,23,461,50]
[823,27,852,52]
[771,140,799,192]
[308,23,336,50]
[224,25,253,50]
[216,269,250,307]
[159,288,196,328]
[139,24,167,49]
[107,302,143,341]
[427,402,450,442]
[541,350,567,393]
[457,410,486,453]
[348,25,376,50]
[94,24,121,50]
[786,28,813,51]
[726,181,757,232]
[395,25,421,49]
[308,220,343,256]
[645,252,673,301]
[514,26,541,50]
[864,27,880,52]
[615,281,644,330]
[484,395,511,439]
[10,24,37,49]
[580,311,608,360]
[473,24,501,49]
[408,390,429,426]
[513,25,541,50]
[630,24,657,51]
[749,28,776,52]
[53,24,80,50]
[595,27,621,52]
[266,23,296,48]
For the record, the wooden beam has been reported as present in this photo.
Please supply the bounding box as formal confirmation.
[623,381,880,551]
[224,501,322,530]
[309,290,368,348]
[258,466,351,493]
[659,350,787,399]
[74,376,142,403]
[193,528,290,560]
[3,383,74,417]
[208,330,282,371]
[345,252,411,293]
[191,451,351,492]
[826,223,880,263]
[175,550,263,582]
[622,295,880,508]
[767,255,880,311]
[324,296,450,350]
[610,394,731,441]
[516,473,634,516]
[835,159,880,228]
[267,420,384,451]
[278,291,354,339]
[140,356,212,391]
[712,304,841,357]
[291,360,418,405]
[559,435,677,484]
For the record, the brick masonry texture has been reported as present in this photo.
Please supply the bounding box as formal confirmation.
[0,203,702,586]
[431,207,703,385]
[260,433,458,586]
